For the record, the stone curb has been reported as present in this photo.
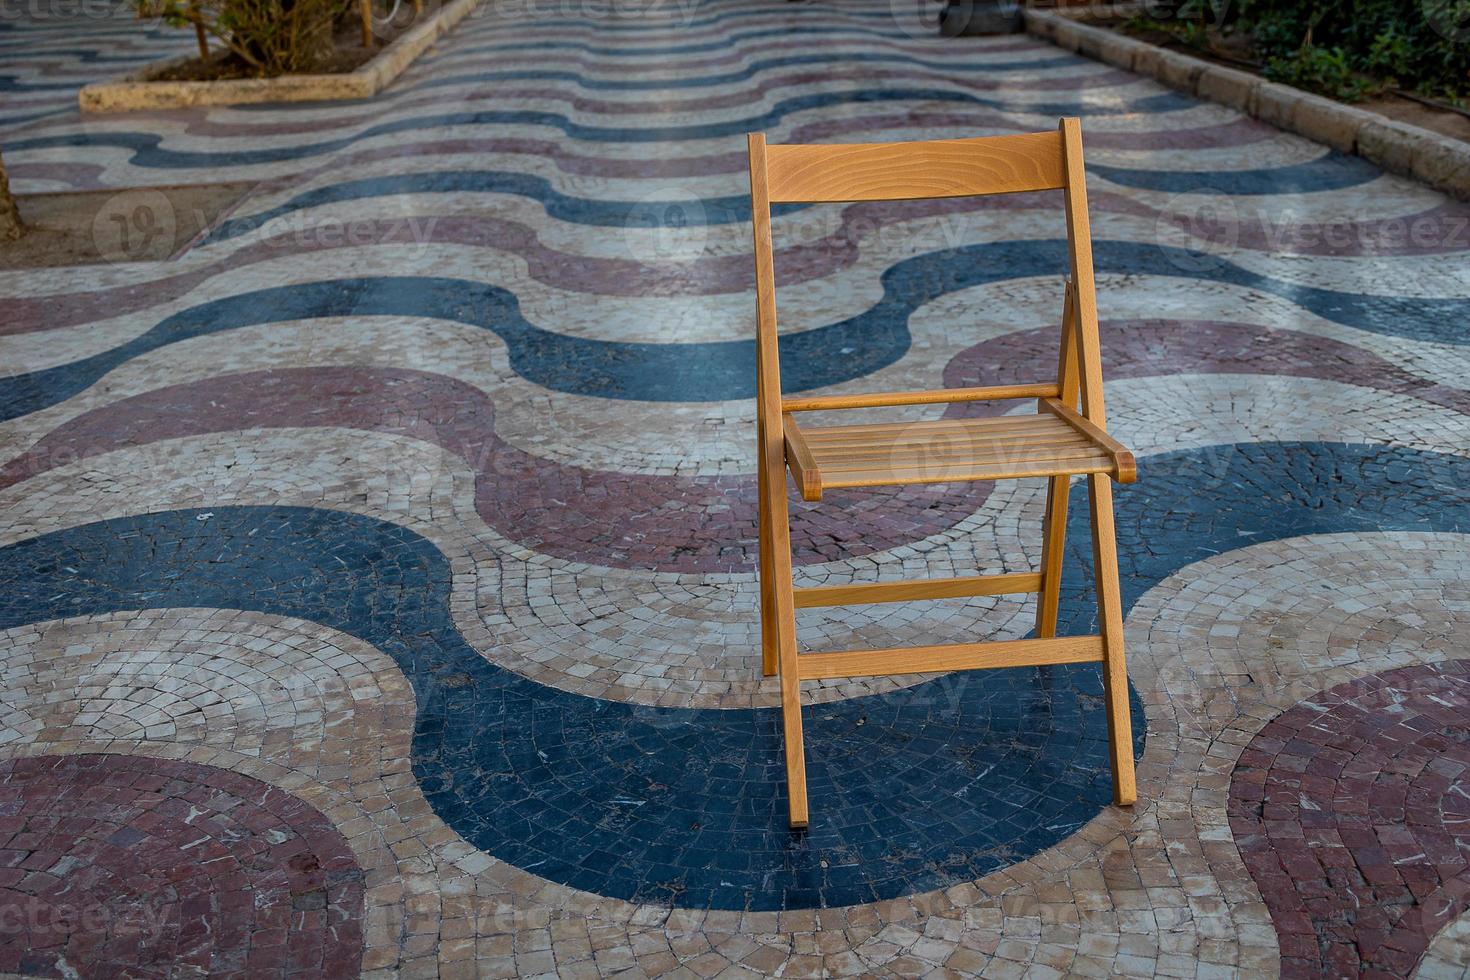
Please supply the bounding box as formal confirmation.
[79,0,480,112]
[1022,6,1470,201]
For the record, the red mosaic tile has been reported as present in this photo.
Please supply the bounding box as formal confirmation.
[1228,663,1470,978]
[0,755,364,979]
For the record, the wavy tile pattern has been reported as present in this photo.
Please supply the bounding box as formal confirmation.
[0,443,1464,911]
[1230,663,1470,978]
[6,241,1467,420]
[2,0,1469,971]
[0,503,1140,910]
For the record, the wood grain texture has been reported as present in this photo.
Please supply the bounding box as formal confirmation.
[781,413,823,501]
[749,133,810,828]
[1039,397,1137,483]
[752,136,779,681]
[1060,118,1109,430]
[797,635,1104,681]
[782,382,1059,413]
[764,131,1065,203]
[1036,282,1082,641]
[1060,119,1138,806]
[756,422,777,678]
[1087,474,1137,806]
[793,571,1042,608]
[789,413,1113,490]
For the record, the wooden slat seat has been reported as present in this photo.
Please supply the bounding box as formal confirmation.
[785,412,1120,500]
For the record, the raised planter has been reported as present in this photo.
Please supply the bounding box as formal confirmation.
[79,0,479,112]
[1022,5,1470,201]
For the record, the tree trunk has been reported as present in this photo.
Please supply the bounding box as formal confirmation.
[0,149,22,242]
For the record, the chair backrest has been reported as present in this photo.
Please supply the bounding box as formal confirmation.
[761,131,1066,203]
[747,118,1108,436]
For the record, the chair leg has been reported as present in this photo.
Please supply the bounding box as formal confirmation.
[777,605,809,828]
[757,445,777,678]
[760,452,809,829]
[758,449,782,678]
[1087,474,1137,806]
[1035,474,1071,639]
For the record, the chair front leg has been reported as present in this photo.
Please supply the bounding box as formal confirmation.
[1087,473,1137,806]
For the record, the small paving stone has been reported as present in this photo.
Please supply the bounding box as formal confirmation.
[0,0,1468,974]
[0,753,364,978]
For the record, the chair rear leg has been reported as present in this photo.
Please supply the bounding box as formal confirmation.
[1087,474,1137,806]
[1035,474,1071,638]
[757,446,777,678]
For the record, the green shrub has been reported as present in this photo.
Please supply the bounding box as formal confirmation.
[1125,0,1470,101]
[139,0,351,75]
[1251,0,1468,98]
[1263,44,1377,101]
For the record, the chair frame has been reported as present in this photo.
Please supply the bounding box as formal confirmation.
[748,119,1137,829]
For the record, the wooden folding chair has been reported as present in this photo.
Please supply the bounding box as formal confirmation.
[748,119,1138,829]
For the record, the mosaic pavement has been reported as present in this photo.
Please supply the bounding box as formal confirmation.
[1,0,1469,975]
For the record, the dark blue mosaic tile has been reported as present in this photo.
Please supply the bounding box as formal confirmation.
[5,241,1464,422]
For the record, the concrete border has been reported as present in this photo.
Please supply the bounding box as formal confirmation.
[1022,6,1470,201]
[79,0,479,112]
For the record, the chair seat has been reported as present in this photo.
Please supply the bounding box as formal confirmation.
[784,412,1125,498]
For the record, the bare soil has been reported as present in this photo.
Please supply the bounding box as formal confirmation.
[144,24,378,82]
[0,182,255,269]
